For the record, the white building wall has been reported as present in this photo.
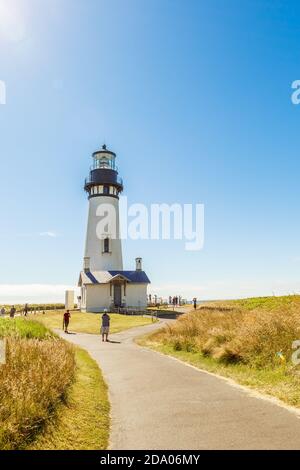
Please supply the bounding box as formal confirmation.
[125,284,148,309]
[65,290,74,310]
[84,196,123,271]
[85,284,111,312]
[81,286,86,310]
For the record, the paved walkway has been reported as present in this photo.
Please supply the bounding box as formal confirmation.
[60,321,300,450]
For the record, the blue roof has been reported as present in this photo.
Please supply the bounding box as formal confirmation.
[79,270,150,285]
[85,271,99,284]
[109,270,150,283]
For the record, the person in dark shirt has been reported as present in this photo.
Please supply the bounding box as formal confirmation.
[101,310,110,342]
[10,306,16,318]
[24,303,29,316]
[63,310,71,333]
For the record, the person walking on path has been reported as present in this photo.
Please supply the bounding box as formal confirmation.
[63,310,71,333]
[193,297,197,310]
[10,306,16,318]
[24,303,29,317]
[0,307,5,317]
[101,310,110,342]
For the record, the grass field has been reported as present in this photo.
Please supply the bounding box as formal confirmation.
[28,347,109,450]
[0,318,75,450]
[0,316,55,339]
[35,310,155,334]
[139,295,300,407]
[0,317,109,450]
[205,295,300,312]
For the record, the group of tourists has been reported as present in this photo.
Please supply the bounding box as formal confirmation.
[0,306,16,317]
[148,294,198,310]
[0,303,48,318]
[169,296,182,307]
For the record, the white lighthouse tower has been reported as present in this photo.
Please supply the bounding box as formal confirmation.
[83,145,123,272]
[79,144,150,312]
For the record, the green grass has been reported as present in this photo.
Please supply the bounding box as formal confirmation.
[205,294,300,311]
[35,310,155,334]
[0,317,55,339]
[28,347,110,450]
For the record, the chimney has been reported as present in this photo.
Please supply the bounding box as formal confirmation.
[83,257,90,273]
[135,257,142,271]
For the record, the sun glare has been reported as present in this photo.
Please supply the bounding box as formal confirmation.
[0,0,26,42]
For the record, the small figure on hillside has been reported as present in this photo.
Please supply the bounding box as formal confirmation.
[63,310,71,333]
[0,307,5,316]
[24,303,29,316]
[193,297,197,310]
[10,306,16,318]
[101,309,110,342]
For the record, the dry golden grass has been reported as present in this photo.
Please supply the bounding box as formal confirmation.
[152,298,300,368]
[0,334,75,450]
[0,317,110,450]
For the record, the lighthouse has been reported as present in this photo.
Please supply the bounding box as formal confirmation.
[83,144,123,272]
[79,145,150,312]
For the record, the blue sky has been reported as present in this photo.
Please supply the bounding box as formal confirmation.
[1,0,300,303]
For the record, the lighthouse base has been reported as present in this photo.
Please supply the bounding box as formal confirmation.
[78,270,150,313]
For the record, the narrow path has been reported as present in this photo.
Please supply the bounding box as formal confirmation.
[60,321,300,450]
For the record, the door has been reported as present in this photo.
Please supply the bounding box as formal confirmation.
[114,284,122,307]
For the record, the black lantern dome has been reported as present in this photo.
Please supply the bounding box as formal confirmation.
[84,145,123,198]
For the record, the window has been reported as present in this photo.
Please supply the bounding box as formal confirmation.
[100,157,108,169]
[103,237,110,253]
[103,185,109,195]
